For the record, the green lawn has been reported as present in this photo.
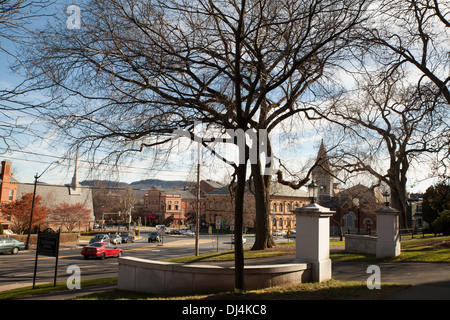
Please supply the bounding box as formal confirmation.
[164,235,450,264]
[2,235,447,300]
[0,277,117,300]
[331,235,450,263]
[75,279,409,300]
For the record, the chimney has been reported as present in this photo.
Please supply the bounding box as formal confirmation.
[1,161,12,183]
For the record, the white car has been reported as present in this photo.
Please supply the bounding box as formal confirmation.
[181,229,195,236]
[109,234,122,245]
[232,237,247,244]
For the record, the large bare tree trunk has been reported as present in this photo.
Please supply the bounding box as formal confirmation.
[389,182,409,229]
[234,161,247,293]
[251,162,275,250]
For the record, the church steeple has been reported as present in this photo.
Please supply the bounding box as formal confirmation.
[315,140,331,172]
[312,140,334,200]
[70,147,81,195]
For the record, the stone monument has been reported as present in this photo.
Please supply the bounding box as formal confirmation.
[293,201,335,282]
[376,205,401,258]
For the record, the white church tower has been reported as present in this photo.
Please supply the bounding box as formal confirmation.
[311,140,334,201]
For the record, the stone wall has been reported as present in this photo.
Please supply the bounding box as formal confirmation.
[344,234,377,255]
[118,257,311,295]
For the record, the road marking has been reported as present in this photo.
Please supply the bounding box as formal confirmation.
[0,239,212,263]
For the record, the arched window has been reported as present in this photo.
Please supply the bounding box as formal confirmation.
[344,212,355,228]
[363,218,373,230]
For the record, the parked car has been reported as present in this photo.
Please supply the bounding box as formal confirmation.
[232,236,247,244]
[169,229,181,235]
[0,237,25,255]
[181,229,195,236]
[109,234,122,245]
[272,230,286,237]
[81,242,123,259]
[120,233,135,243]
[148,232,161,242]
[283,231,296,238]
[89,234,110,244]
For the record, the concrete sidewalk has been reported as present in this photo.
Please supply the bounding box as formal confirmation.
[332,260,450,300]
[10,282,118,300]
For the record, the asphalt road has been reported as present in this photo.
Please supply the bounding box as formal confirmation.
[0,231,256,288]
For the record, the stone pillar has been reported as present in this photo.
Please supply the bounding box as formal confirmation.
[293,203,334,282]
[376,206,401,258]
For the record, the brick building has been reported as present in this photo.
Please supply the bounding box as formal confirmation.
[1,158,95,233]
[143,186,208,227]
[205,181,309,232]
[310,141,388,236]
[0,161,18,230]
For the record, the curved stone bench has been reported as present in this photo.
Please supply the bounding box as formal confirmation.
[118,257,311,295]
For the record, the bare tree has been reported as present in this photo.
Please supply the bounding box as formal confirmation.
[324,69,446,228]
[18,0,368,292]
[357,0,449,104]
[355,0,450,178]
[0,0,55,149]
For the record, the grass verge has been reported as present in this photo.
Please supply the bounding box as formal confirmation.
[77,279,409,300]
[165,235,450,264]
[331,235,450,263]
[0,277,117,300]
[2,235,447,300]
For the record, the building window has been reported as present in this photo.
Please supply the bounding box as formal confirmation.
[344,212,355,228]
[8,189,14,201]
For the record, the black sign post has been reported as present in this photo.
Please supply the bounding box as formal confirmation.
[33,228,61,288]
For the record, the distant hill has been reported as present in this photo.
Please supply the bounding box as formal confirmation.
[130,179,189,189]
[80,179,190,192]
[80,180,131,189]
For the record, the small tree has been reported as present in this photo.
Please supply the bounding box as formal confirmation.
[50,202,92,232]
[2,193,49,234]
[433,210,450,235]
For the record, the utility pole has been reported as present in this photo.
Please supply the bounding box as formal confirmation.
[25,161,60,250]
[195,143,201,256]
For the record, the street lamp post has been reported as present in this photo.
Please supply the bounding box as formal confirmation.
[308,180,319,204]
[25,161,60,250]
[383,191,390,206]
[128,205,133,232]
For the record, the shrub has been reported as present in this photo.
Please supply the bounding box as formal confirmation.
[432,210,450,235]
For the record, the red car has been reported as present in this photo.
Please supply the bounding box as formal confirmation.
[81,242,123,259]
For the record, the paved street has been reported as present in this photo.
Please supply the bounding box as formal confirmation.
[3,231,448,301]
[0,230,255,289]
